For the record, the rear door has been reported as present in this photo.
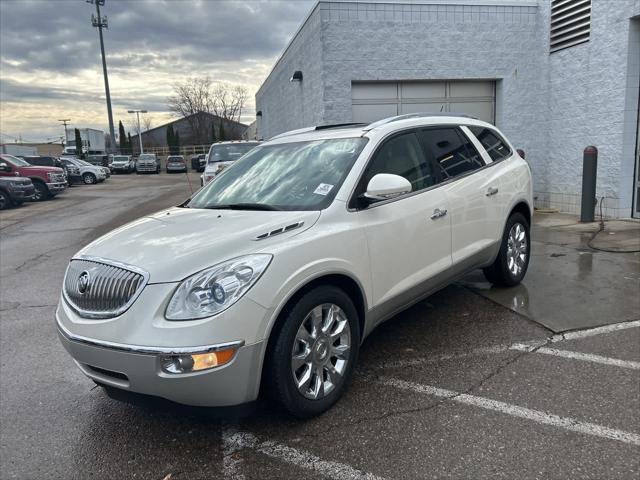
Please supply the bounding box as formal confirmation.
[352,129,451,321]
[419,126,502,264]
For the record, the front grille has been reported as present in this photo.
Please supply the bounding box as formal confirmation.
[63,258,148,318]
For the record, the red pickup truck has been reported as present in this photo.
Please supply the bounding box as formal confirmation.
[0,154,67,201]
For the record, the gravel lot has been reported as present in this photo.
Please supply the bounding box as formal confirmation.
[1,173,638,479]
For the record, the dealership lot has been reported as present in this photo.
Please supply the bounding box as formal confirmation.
[1,175,638,479]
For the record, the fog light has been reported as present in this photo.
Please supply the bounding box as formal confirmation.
[161,348,237,374]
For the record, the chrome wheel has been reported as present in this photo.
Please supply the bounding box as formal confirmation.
[291,303,351,400]
[507,222,528,277]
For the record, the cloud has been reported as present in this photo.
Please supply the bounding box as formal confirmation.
[0,0,314,141]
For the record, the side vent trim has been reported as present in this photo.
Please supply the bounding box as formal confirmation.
[254,222,305,240]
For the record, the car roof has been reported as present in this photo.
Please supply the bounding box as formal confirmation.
[264,114,497,145]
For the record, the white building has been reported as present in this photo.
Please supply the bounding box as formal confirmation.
[255,0,640,218]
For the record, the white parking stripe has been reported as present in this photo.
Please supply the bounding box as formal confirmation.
[510,344,640,370]
[380,377,640,446]
[551,319,640,342]
[222,429,386,480]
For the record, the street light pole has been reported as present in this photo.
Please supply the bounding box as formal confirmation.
[58,119,70,147]
[128,109,147,154]
[88,0,116,154]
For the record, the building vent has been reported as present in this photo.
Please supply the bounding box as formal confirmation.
[550,0,591,53]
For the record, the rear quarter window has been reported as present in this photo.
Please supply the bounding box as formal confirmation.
[468,126,512,162]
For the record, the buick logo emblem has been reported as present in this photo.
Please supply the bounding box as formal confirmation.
[78,271,91,294]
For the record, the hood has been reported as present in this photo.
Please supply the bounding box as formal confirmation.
[20,165,63,174]
[76,207,320,283]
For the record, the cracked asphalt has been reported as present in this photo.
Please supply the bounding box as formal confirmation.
[1,174,639,479]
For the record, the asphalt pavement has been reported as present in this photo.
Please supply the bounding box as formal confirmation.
[1,173,638,480]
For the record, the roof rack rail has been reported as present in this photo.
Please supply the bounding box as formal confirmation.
[363,112,477,131]
[269,123,367,140]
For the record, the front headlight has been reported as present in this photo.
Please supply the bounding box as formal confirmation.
[165,254,272,320]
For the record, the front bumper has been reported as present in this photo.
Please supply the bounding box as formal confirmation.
[167,164,187,171]
[46,182,67,193]
[11,185,35,201]
[137,165,158,172]
[58,323,264,407]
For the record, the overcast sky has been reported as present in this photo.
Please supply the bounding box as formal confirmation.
[0,0,314,143]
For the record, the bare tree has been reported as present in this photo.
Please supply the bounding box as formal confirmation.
[142,114,153,132]
[168,77,248,144]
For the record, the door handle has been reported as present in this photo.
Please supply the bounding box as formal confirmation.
[486,186,499,197]
[430,208,447,220]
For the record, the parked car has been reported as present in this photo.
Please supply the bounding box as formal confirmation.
[166,155,187,173]
[0,154,66,201]
[109,155,135,174]
[60,158,107,185]
[191,154,207,172]
[200,141,260,186]
[56,114,532,418]
[0,176,35,209]
[136,153,160,174]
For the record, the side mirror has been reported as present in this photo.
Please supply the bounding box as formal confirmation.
[0,162,10,172]
[364,173,412,201]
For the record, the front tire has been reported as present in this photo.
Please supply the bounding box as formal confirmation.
[267,286,360,418]
[0,191,11,210]
[32,181,49,201]
[83,172,96,185]
[483,212,530,287]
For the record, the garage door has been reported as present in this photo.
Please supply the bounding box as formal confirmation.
[351,80,495,124]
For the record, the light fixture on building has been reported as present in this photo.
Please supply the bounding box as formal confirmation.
[256,110,262,117]
[290,71,303,82]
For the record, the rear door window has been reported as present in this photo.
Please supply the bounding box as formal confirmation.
[419,127,485,181]
[468,126,512,162]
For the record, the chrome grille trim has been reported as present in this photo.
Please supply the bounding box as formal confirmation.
[62,255,150,319]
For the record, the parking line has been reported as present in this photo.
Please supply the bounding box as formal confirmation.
[222,428,386,480]
[379,377,640,446]
[510,344,640,370]
[551,319,640,342]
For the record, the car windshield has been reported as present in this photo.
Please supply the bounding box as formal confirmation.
[1,155,30,167]
[189,137,368,211]
[78,160,93,166]
[207,143,258,164]
[138,154,155,160]
[168,156,183,161]
[112,156,128,161]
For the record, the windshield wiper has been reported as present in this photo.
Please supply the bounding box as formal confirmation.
[204,203,281,211]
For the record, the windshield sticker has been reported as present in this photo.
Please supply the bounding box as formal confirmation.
[313,183,334,196]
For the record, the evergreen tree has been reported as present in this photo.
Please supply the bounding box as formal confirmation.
[174,130,181,155]
[74,128,84,158]
[118,121,127,153]
[127,132,133,154]
[166,124,174,152]
[218,121,225,142]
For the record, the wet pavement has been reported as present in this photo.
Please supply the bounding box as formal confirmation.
[1,177,638,479]
[462,213,640,332]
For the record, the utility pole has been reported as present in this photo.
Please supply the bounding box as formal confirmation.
[88,0,115,154]
[58,119,70,146]
[128,110,147,154]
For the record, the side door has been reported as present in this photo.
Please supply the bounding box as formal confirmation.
[419,126,502,265]
[351,130,452,323]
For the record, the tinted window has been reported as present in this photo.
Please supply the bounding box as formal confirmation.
[468,126,512,162]
[359,132,436,197]
[420,128,484,180]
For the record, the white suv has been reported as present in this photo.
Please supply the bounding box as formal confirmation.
[57,114,532,418]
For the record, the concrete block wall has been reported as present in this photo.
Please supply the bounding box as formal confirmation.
[256,0,640,217]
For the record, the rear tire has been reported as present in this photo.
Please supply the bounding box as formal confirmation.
[267,285,360,418]
[32,181,49,201]
[483,212,530,287]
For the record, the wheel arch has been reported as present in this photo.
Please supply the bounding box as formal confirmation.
[509,200,532,226]
[258,272,367,396]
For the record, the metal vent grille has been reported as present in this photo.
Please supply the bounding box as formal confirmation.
[254,222,305,240]
[63,257,148,319]
[550,0,591,53]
